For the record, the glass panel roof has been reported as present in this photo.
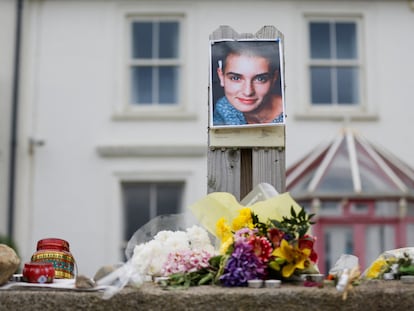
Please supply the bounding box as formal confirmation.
[286,128,414,199]
[355,140,400,193]
[316,138,354,193]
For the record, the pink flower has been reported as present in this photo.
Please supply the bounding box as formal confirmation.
[248,236,273,263]
[161,249,212,276]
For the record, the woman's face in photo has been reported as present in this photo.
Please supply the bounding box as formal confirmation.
[218,53,277,113]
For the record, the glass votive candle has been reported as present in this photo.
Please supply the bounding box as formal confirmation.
[22,262,55,284]
[302,274,325,288]
[247,279,263,288]
[265,279,281,288]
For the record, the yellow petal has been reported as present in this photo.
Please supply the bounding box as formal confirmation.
[272,239,291,260]
[282,263,296,278]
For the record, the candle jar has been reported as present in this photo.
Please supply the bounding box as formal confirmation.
[31,238,76,279]
[22,262,55,283]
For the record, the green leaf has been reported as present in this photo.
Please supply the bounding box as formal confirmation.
[198,273,213,285]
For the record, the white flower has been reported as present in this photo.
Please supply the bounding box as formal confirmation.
[131,226,216,279]
[131,243,152,275]
[154,230,175,243]
[131,240,167,275]
[186,225,214,251]
[165,231,190,251]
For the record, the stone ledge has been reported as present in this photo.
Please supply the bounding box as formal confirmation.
[0,281,412,311]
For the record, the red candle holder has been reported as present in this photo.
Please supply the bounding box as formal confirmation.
[31,238,76,279]
[22,262,55,283]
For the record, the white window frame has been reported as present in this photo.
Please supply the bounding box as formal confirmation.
[121,180,185,241]
[113,11,194,121]
[110,169,194,259]
[297,15,376,121]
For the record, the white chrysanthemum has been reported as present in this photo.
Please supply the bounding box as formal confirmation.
[164,231,190,251]
[131,243,153,275]
[186,225,213,250]
[131,228,213,278]
[154,230,175,243]
[132,240,169,275]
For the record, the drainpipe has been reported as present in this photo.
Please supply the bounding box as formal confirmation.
[7,0,24,238]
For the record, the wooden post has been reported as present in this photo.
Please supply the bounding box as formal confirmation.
[207,26,286,201]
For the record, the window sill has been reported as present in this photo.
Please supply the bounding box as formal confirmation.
[96,144,206,158]
[293,111,379,122]
[111,111,198,121]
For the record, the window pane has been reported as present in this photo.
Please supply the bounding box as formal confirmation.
[122,182,183,243]
[337,67,359,105]
[407,202,414,217]
[365,225,395,268]
[324,226,354,273]
[311,67,332,104]
[317,139,354,193]
[356,140,401,193]
[407,224,414,246]
[375,201,398,217]
[132,22,153,59]
[336,22,357,59]
[319,201,342,216]
[122,183,151,240]
[157,183,183,215]
[131,67,153,104]
[159,66,178,104]
[310,22,331,59]
[159,22,179,59]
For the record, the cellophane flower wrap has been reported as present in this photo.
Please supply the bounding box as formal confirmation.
[164,191,320,288]
[99,188,319,297]
[364,247,414,279]
[98,222,216,298]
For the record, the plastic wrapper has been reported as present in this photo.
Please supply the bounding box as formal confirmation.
[329,254,359,276]
[124,213,199,260]
[189,185,301,238]
[363,247,414,279]
[99,183,296,299]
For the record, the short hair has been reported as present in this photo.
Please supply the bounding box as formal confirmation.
[216,40,280,73]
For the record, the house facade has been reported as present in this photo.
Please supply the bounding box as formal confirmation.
[1,0,414,276]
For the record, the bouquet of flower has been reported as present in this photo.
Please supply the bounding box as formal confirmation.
[165,203,319,288]
[99,189,319,298]
[364,248,414,279]
[130,225,216,281]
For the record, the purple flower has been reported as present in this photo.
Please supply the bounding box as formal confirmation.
[283,233,294,242]
[220,241,266,286]
[233,228,257,244]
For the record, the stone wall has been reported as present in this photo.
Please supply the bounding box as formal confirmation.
[0,281,412,310]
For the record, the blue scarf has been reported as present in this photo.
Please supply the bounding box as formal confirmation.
[213,96,284,126]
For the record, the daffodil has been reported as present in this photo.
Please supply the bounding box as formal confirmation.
[216,217,231,242]
[231,208,253,231]
[272,239,311,278]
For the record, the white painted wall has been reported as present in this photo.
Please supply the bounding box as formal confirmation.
[0,0,16,237]
[8,0,414,277]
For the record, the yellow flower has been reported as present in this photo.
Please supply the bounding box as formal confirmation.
[365,258,387,279]
[216,217,231,242]
[272,239,311,278]
[231,208,253,231]
[219,236,234,254]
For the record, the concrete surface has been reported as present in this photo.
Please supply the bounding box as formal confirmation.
[0,280,412,311]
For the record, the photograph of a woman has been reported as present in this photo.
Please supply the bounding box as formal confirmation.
[210,40,285,128]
